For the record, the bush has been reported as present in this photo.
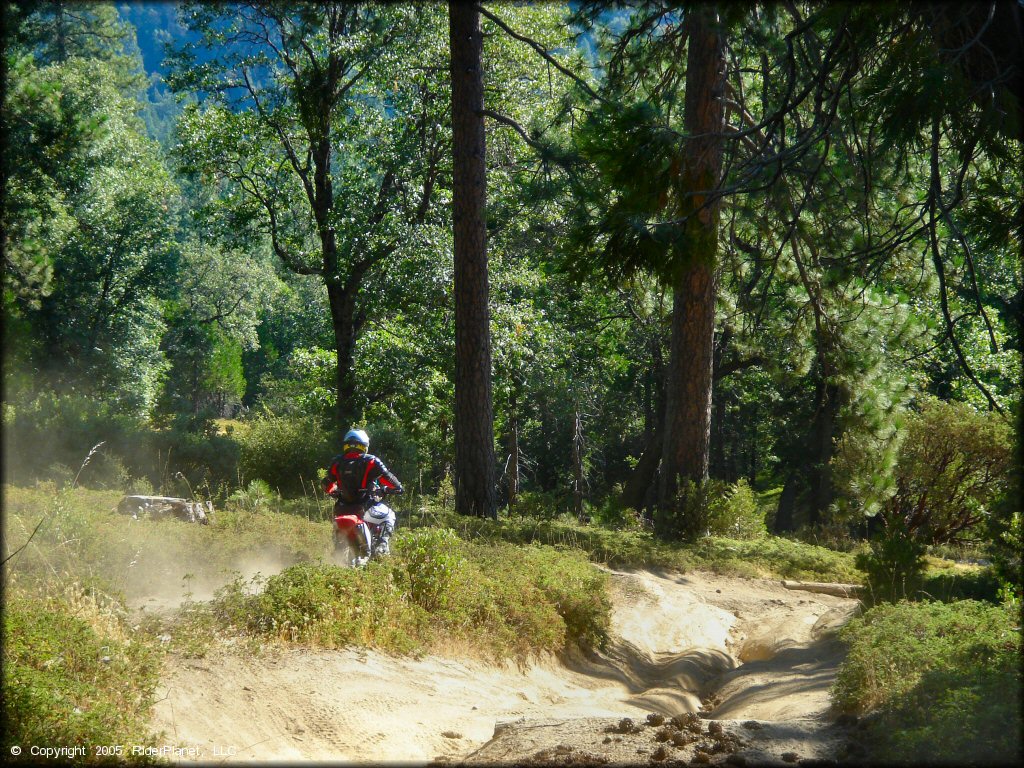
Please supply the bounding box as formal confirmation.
[235,414,331,497]
[2,587,161,761]
[589,488,648,532]
[707,479,767,539]
[832,600,1020,765]
[394,528,465,612]
[2,391,240,494]
[209,535,611,660]
[856,517,927,604]
[218,563,421,652]
[654,479,712,542]
[883,397,1013,545]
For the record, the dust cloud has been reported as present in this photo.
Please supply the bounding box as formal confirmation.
[124,546,309,614]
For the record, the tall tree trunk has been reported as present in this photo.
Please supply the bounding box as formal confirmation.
[622,423,662,511]
[54,1,67,62]
[326,281,359,434]
[506,381,520,511]
[711,332,726,478]
[806,368,843,527]
[449,0,496,519]
[747,400,758,486]
[774,469,799,534]
[572,410,586,520]
[623,309,666,511]
[657,4,725,526]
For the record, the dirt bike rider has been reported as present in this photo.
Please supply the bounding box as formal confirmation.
[323,428,403,555]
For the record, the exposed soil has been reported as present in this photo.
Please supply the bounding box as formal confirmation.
[148,566,862,765]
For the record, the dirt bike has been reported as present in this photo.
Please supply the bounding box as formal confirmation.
[328,485,396,568]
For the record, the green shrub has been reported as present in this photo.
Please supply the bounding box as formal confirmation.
[519,545,611,653]
[707,479,767,539]
[654,479,712,542]
[208,536,611,660]
[405,504,862,582]
[833,600,1020,765]
[394,528,465,612]
[694,535,865,582]
[590,486,649,531]
[2,391,240,494]
[220,563,421,652]
[918,567,1003,603]
[2,588,161,761]
[883,397,1013,545]
[235,414,331,496]
[856,517,927,604]
[227,479,279,514]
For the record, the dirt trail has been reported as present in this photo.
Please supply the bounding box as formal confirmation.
[149,566,861,765]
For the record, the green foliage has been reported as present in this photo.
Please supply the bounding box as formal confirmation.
[235,415,332,497]
[2,587,161,761]
[833,600,1021,764]
[409,505,863,583]
[211,537,610,660]
[918,566,1003,604]
[589,488,648,532]
[989,507,1022,607]
[883,397,1013,545]
[652,479,767,542]
[215,563,421,653]
[2,391,238,492]
[394,528,465,612]
[227,479,278,514]
[706,479,767,539]
[654,479,712,543]
[692,535,864,582]
[856,518,928,605]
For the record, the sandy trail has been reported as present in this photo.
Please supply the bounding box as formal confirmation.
[149,566,861,765]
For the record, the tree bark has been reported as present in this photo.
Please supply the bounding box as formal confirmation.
[506,380,520,511]
[572,410,586,520]
[657,4,726,524]
[621,423,662,512]
[806,370,842,527]
[623,331,666,511]
[774,469,799,534]
[449,0,497,519]
[326,281,359,433]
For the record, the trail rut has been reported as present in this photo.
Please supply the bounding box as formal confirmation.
[149,566,861,765]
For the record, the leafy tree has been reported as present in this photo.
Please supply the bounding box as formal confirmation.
[169,2,448,435]
[157,240,275,422]
[3,3,179,415]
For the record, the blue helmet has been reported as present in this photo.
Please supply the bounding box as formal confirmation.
[343,428,369,454]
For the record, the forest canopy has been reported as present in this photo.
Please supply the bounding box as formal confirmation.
[2,1,1020,542]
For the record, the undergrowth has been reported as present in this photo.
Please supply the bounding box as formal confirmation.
[2,584,161,763]
[209,530,610,660]
[406,506,864,583]
[832,599,1021,765]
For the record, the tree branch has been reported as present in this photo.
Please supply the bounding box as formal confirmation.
[479,5,604,103]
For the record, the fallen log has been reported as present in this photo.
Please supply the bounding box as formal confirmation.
[781,579,864,598]
[118,495,212,525]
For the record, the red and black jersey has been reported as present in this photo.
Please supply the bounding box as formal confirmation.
[324,452,402,504]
